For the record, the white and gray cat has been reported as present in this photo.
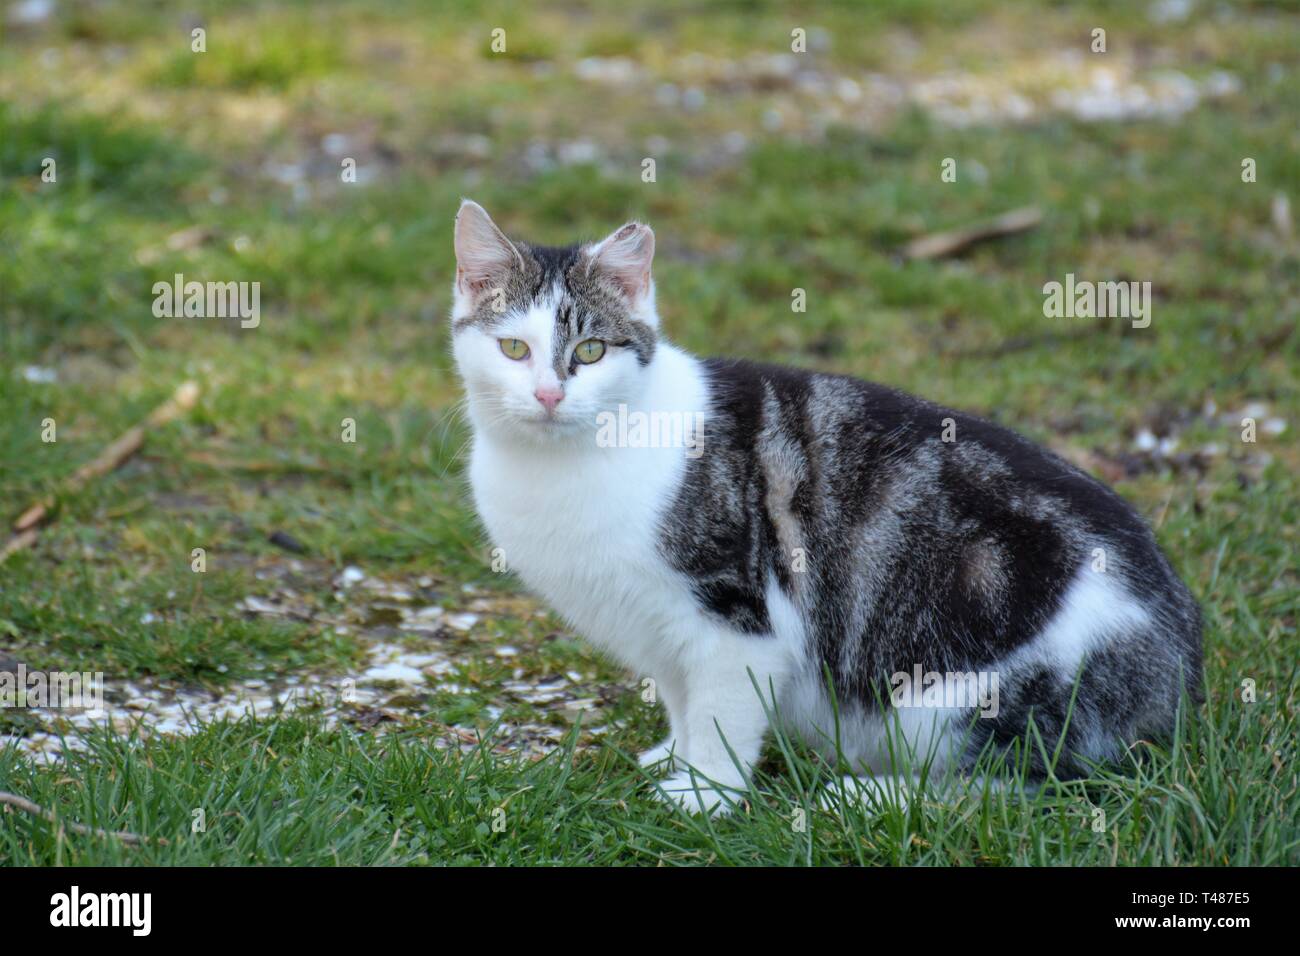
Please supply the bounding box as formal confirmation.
[450,200,1203,814]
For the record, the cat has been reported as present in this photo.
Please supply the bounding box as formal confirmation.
[450,199,1203,815]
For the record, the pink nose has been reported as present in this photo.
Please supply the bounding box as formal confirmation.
[534,386,564,413]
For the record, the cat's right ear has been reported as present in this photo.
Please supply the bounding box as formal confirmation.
[453,200,523,309]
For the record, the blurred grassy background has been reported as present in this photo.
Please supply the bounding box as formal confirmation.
[0,0,1296,864]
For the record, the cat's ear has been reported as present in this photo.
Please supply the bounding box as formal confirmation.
[454,199,523,300]
[585,222,655,303]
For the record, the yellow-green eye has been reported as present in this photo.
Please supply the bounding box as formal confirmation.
[499,338,529,360]
[574,339,606,365]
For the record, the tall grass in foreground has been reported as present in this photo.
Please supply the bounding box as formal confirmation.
[1,678,1294,866]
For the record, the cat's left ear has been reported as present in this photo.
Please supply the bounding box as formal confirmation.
[585,222,655,305]
[454,199,524,302]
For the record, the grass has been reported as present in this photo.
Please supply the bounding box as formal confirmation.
[0,688,1294,865]
[0,0,1297,865]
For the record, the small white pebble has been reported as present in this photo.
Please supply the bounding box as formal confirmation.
[22,365,57,384]
[407,605,444,621]
[321,132,350,156]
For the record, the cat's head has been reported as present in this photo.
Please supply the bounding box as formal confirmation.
[450,200,659,443]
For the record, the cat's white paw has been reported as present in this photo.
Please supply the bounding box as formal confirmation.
[654,770,744,816]
[638,739,680,770]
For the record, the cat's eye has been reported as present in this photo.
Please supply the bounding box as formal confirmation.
[574,339,606,365]
[499,338,530,361]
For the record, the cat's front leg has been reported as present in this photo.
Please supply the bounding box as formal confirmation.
[654,630,791,815]
[638,666,689,770]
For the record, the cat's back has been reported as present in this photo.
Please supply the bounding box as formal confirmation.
[697,356,1150,541]
[672,357,1198,662]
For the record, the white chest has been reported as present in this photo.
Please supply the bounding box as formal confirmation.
[469,435,691,663]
